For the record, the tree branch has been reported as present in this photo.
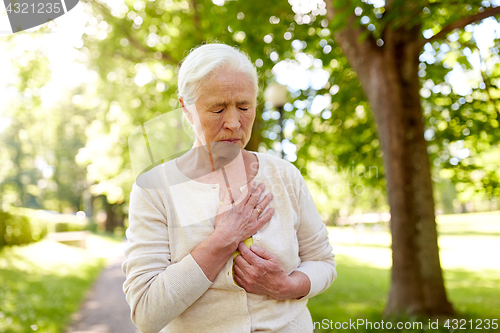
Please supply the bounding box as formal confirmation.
[324,0,380,74]
[88,0,179,64]
[125,32,177,64]
[418,6,500,48]
[190,0,200,31]
[116,23,178,64]
[189,0,204,43]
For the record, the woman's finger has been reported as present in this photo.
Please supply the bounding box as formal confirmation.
[231,182,256,214]
[252,193,273,217]
[234,252,252,270]
[238,242,264,266]
[256,207,274,230]
[241,181,256,204]
[233,272,246,288]
[244,183,265,211]
[249,245,276,261]
[233,262,247,278]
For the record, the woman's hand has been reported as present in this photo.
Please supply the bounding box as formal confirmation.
[233,243,311,301]
[191,182,274,283]
[212,182,274,250]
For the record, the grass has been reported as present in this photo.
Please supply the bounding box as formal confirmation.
[0,233,121,333]
[308,211,500,332]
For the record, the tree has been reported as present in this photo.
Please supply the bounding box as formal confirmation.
[322,0,500,316]
[0,33,99,214]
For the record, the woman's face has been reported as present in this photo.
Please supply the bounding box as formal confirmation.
[181,67,257,150]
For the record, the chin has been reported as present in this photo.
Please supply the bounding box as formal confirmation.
[236,141,246,150]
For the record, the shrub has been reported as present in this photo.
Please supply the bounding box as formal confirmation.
[9,208,89,233]
[0,210,48,250]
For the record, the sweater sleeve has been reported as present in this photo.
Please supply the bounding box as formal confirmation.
[122,183,213,333]
[292,172,337,299]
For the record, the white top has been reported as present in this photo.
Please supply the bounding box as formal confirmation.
[122,151,337,333]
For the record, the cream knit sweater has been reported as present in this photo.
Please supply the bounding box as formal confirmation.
[122,151,337,333]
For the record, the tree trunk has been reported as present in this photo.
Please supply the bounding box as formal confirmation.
[105,198,115,233]
[330,15,454,316]
[379,28,453,317]
[246,107,263,152]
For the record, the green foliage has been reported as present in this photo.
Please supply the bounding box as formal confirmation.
[0,44,93,212]
[2,0,500,221]
[284,31,387,215]
[8,207,89,234]
[75,0,312,207]
[421,27,500,201]
[0,210,47,250]
[0,239,106,333]
[419,1,491,36]
[74,0,500,218]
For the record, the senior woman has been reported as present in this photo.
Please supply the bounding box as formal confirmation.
[122,43,337,333]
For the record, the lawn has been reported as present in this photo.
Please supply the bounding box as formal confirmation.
[308,211,500,332]
[0,234,121,333]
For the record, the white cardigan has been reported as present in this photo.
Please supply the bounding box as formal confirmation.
[122,151,337,333]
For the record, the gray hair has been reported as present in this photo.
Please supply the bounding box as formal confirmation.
[177,42,259,106]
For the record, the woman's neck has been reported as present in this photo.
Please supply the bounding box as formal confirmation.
[177,143,243,179]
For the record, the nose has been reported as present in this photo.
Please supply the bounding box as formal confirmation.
[223,107,241,131]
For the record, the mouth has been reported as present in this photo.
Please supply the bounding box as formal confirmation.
[220,139,241,144]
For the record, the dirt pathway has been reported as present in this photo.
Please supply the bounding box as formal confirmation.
[67,242,141,333]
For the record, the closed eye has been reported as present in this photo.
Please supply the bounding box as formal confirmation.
[215,109,223,113]
[239,107,249,111]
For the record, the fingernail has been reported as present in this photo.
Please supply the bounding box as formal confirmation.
[251,181,256,187]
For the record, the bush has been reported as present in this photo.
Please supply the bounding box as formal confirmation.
[0,210,48,250]
[9,208,89,233]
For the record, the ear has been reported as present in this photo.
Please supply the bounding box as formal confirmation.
[179,96,193,124]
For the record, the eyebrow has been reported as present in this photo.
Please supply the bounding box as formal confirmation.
[208,100,253,108]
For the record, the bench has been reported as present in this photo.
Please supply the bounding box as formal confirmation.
[46,231,89,249]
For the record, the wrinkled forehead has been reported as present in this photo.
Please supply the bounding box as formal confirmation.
[196,70,257,104]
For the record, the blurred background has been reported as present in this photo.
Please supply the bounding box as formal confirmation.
[1,0,499,332]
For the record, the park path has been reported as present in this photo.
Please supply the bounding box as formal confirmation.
[67,242,141,333]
